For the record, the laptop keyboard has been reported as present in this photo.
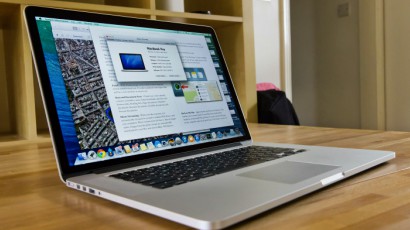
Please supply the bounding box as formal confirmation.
[109,146,305,189]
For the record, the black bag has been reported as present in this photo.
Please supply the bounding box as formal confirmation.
[257,90,300,125]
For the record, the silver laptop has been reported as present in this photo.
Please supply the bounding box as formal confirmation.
[119,53,149,72]
[25,6,395,229]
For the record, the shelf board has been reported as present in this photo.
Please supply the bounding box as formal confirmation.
[42,1,152,16]
[155,10,242,28]
[0,135,51,148]
[36,131,51,139]
[155,10,242,22]
[0,0,18,4]
[4,0,153,17]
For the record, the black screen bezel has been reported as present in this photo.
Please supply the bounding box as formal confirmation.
[25,6,252,180]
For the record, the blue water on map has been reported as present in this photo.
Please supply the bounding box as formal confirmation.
[45,52,79,165]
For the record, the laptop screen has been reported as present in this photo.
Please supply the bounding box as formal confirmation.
[34,16,248,167]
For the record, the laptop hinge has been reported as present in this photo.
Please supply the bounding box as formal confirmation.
[92,142,247,174]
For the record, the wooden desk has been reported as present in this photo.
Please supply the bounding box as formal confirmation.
[1,124,410,229]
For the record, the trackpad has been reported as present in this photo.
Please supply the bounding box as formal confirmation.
[238,161,340,184]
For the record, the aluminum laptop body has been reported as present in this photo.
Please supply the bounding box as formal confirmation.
[25,6,395,230]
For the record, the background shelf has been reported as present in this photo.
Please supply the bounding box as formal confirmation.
[0,4,18,138]
[184,0,242,17]
[51,0,151,9]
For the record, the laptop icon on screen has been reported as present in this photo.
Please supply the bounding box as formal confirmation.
[119,53,148,72]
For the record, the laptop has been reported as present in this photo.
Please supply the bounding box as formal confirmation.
[25,6,395,229]
[119,53,148,72]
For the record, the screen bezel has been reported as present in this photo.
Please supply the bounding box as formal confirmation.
[25,6,252,180]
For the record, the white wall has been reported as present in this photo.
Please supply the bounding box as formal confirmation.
[290,0,317,126]
[385,0,410,131]
[253,0,281,87]
[291,0,361,129]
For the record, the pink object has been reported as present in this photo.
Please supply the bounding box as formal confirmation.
[256,82,280,91]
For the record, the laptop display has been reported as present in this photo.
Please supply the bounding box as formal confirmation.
[119,53,147,71]
[33,15,249,168]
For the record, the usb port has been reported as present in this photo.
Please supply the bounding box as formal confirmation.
[89,188,95,194]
